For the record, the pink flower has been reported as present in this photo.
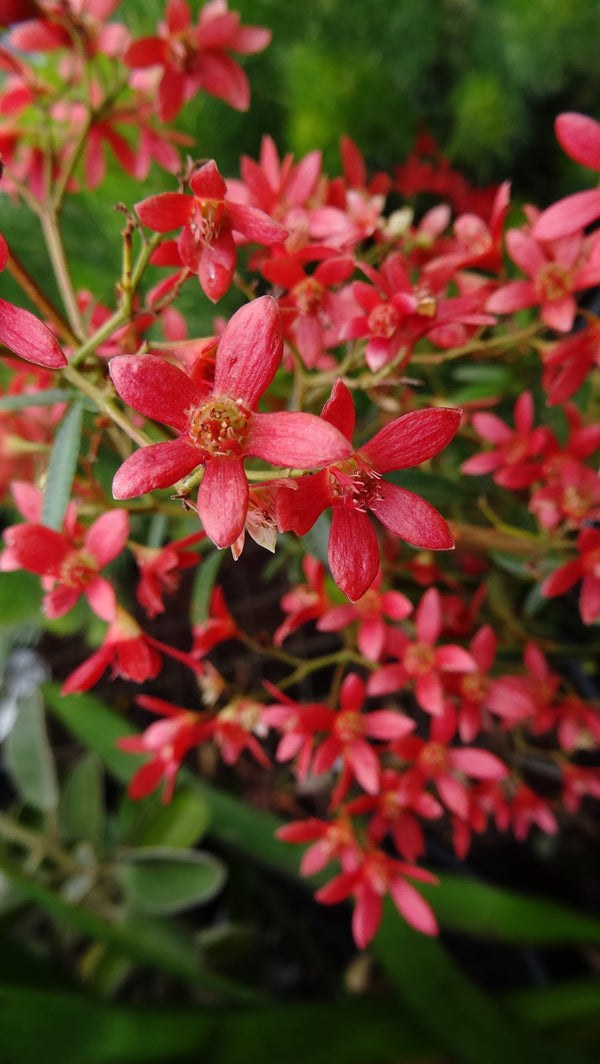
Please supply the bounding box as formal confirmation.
[61,607,202,694]
[533,113,600,241]
[461,391,553,489]
[110,297,352,548]
[131,530,205,618]
[367,587,477,717]
[135,160,286,301]
[124,0,271,121]
[119,696,210,802]
[3,509,129,621]
[486,225,600,333]
[541,526,600,625]
[275,379,461,601]
[0,233,66,368]
[316,848,439,948]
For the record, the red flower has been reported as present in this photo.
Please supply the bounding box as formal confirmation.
[0,233,66,368]
[533,113,600,241]
[110,297,352,548]
[315,848,438,948]
[367,587,476,716]
[275,379,461,601]
[541,526,600,625]
[135,159,286,301]
[461,391,553,489]
[119,696,210,802]
[486,225,600,332]
[131,530,205,618]
[61,606,202,694]
[3,509,129,621]
[124,0,271,122]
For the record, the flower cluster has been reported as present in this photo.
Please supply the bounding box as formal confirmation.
[1,2,600,952]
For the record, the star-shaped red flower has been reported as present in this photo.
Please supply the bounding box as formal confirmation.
[110,297,352,548]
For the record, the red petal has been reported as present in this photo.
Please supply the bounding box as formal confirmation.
[555,112,600,170]
[361,407,461,473]
[389,878,438,936]
[533,189,600,242]
[486,280,537,315]
[248,411,352,468]
[213,296,282,407]
[449,747,508,780]
[3,524,69,573]
[329,507,379,602]
[189,159,227,200]
[321,378,355,441]
[112,438,200,499]
[580,575,600,625]
[85,577,117,622]
[197,227,236,302]
[135,192,191,232]
[352,885,382,948]
[274,474,331,536]
[85,509,129,567]
[197,455,248,548]
[226,202,287,244]
[109,354,201,430]
[370,482,454,550]
[0,299,66,368]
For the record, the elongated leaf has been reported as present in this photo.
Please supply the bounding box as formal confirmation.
[136,789,212,848]
[373,902,594,1064]
[115,847,226,915]
[0,989,434,1064]
[60,754,104,848]
[0,389,80,412]
[42,398,84,531]
[4,688,58,812]
[502,978,600,1031]
[189,547,225,625]
[418,874,600,946]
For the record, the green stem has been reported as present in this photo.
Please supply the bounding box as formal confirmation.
[39,210,86,340]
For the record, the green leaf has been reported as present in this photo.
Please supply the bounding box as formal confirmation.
[42,398,84,531]
[0,571,42,628]
[115,847,226,915]
[0,848,260,1003]
[502,978,600,1031]
[421,873,600,946]
[136,789,212,849]
[60,754,104,849]
[0,389,84,412]
[0,988,434,1064]
[189,548,225,625]
[4,688,58,812]
[373,902,594,1064]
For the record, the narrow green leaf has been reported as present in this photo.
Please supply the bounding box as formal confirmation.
[0,388,82,412]
[4,688,58,812]
[60,754,104,848]
[373,902,594,1064]
[136,789,212,849]
[502,978,600,1031]
[42,398,84,531]
[419,874,600,946]
[189,547,225,624]
[0,989,434,1064]
[115,847,226,915]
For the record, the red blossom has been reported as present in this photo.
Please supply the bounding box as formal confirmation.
[315,847,438,948]
[110,297,352,548]
[533,113,600,241]
[275,379,461,601]
[135,159,286,301]
[3,508,129,621]
[541,526,600,625]
[124,0,271,122]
